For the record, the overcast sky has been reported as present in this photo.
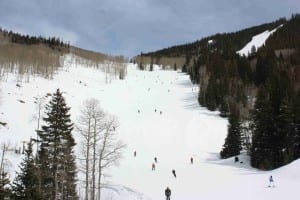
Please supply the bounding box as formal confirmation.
[0,0,299,57]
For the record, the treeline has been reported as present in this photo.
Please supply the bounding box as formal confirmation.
[140,14,300,170]
[142,18,286,58]
[0,27,70,51]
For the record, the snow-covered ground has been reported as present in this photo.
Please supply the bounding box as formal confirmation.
[0,54,299,200]
[237,25,283,57]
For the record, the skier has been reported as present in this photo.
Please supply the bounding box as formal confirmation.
[172,169,176,178]
[160,111,162,115]
[152,163,156,171]
[269,175,274,187]
[190,157,194,164]
[154,157,157,163]
[134,151,136,157]
[138,109,140,113]
[155,108,157,112]
[234,156,239,163]
[165,187,171,200]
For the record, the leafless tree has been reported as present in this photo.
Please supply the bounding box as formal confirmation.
[97,115,125,200]
[77,99,105,200]
[77,99,125,200]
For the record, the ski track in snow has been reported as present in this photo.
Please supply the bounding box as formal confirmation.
[1,54,299,200]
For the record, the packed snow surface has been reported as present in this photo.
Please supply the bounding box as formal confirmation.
[237,25,283,57]
[1,54,299,199]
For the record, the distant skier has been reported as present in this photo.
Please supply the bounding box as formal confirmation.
[138,109,140,113]
[172,169,176,178]
[234,156,239,163]
[269,175,274,187]
[160,111,162,115]
[155,108,157,112]
[134,151,136,157]
[190,157,194,164]
[152,163,156,171]
[165,187,171,200]
[154,157,157,163]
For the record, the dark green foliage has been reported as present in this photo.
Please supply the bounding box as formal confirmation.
[0,171,11,199]
[292,91,300,159]
[37,89,77,200]
[0,27,69,50]
[250,86,276,169]
[220,111,242,158]
[11,141,41,200]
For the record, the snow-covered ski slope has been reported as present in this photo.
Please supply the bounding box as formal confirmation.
[237,25,283,57]
[1,54,299,200]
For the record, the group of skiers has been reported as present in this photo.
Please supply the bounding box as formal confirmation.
[137,108,163,114]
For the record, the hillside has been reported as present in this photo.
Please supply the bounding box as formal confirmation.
[1,57,299,199]
[134,14,300,170]
[0,28,127,80]
[134,17,286,67]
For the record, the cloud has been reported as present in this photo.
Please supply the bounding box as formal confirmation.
[0,0,299,57]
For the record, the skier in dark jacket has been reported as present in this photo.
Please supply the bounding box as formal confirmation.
[172,169,176,178]
[165,187,171,200]
[269,175,274,187]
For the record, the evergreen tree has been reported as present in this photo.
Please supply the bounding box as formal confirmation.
[220,111,242,158]
[292,91,300,159]
[276,98,294,164]
[0,171,10,199]
[250,86,276,169]
[37,89,77,200]
[11,141,41,200]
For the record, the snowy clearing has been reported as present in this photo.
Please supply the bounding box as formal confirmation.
[237,25,283,57]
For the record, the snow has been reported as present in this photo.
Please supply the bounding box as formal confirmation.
[237,25,283,57]
[1,54,299,199]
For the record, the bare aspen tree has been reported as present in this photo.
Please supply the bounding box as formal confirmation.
[77,99,105,200]
[32,96,45,152]
[0,144,7,176]
[78,99,125,200]
[97,115,125,200]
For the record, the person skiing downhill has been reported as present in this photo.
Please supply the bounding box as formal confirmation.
[190,157,194,164]
[172,169,176,178]
[154,157,157,163]
[165,187,171,200]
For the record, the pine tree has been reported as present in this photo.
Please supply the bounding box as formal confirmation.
[250,86,276,169]
[0,171,10,199]
[37,89,78,200]
[220,111,242,158]
[292,91,300,159]
[11,141,41,200]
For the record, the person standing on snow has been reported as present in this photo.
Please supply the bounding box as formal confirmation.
[154,157,157,163]
[269,175,274,187]
[190,157,194,164]
[152,163,156,171]
[165,187,171,200]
